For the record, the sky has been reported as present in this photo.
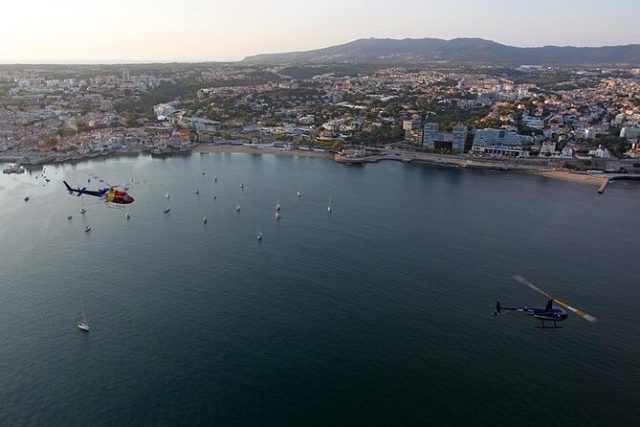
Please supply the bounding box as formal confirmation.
[1,0,639,63]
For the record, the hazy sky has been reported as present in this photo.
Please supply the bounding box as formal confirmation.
[2,0,639,63]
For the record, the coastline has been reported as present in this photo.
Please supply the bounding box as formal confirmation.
[0,144,624,189]
[194,144,332,159]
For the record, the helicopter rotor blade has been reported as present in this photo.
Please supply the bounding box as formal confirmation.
[513,275,598,323]
[551,299,598,323]
[513,275,552,299]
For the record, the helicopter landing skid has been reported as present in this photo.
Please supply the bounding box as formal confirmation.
[535,320,561,329]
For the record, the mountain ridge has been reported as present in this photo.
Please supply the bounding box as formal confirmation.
[242,37,640,65]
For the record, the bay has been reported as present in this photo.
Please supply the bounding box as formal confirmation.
[1,153,639,426]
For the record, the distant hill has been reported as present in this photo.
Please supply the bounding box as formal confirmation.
[242,37,640,65]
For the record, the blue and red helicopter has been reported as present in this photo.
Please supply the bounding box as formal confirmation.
[64,180,135,205]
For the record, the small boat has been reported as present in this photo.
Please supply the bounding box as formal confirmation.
[80,207,86,214]
[45,178,50,183]
[297,184,302,198]
[163,208,171,214]
[275,202,281,211]
[213,195,217,200]
[67,215,73,220]
[84,225,91,232]
[165,192,170,199]
[77,311,90,332]
[203,216,208,224]
[126,212,131,220]
[327,196,333,213]
[257,232,263,241]
[275,212,281,220]
[201,170,205,175]
[24,196,29,202]
[236,203,241,212]
[213,176,218,182]
[195,190,199,195]
[240,183,244,190]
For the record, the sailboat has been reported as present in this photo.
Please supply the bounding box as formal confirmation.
[236,201,241,212]
[78,311,90,332]
[165,192,170,199]
[275,201,281,211]
[297,184,302,198]
[327,196,333,213]
[275,211,281,220]
[257,223,263,241]
[84,224,91,232]
[203,216,208,224]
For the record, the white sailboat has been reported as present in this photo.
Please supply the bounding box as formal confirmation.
[297,184,302,198]
[275,201,281,211]
[275,211,281,220]
[165,192,170,199]
[257,223,263,241]
[78,311,90,332]
[327,196,333,213]
[236,201,241,212]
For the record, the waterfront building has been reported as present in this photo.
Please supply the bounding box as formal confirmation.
[471,128,533,157]
[403,117,423,145]
[423,123,467,153]
[539,140,557,156]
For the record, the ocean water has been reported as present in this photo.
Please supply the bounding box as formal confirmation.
[0,153,639,426]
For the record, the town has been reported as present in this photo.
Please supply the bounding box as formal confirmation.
[1,63,640,174]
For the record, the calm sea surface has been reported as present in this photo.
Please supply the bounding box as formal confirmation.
[0,153,639,426]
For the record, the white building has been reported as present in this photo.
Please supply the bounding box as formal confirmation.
[471,128,533,157]
[620,126,640,141]
[522,115,543,130]
[153,103,177,120]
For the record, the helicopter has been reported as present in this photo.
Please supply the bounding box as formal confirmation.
[63,180,135,205]
[494,275,598,328]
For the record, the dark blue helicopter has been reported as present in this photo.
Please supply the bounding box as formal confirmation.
[495,275,598,328]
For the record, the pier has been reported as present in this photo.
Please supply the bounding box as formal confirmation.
[597,180,609,194]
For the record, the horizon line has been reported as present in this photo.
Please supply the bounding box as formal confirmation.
[1,36,639,66]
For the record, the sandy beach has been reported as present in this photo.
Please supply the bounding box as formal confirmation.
[534,170,608,186]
